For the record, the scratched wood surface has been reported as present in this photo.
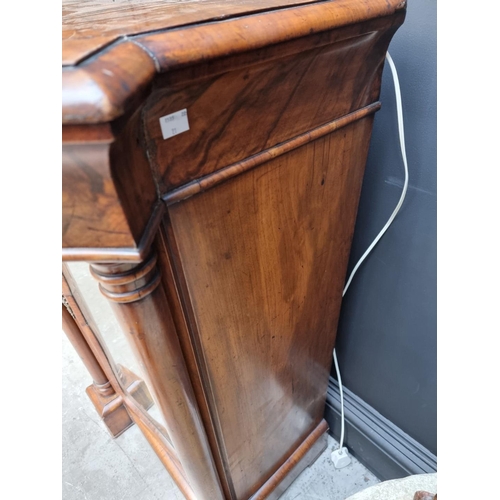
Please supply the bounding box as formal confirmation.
[167,117,376,499]
[62,0,321,65]
[141,15,398,193]
[62,2,403,260]
[62,0,405,124]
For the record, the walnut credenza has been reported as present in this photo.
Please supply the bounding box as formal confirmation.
[62,1,405,499]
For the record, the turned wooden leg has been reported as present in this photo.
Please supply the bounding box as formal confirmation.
[90,252,225,500]
[62,302,135,437]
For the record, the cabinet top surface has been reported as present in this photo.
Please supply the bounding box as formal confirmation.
[62,0,321,66]
[62,0,405,125]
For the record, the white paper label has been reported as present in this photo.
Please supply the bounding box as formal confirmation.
[159,109,190,140]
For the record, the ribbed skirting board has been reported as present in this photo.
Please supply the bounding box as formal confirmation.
[324,377,437,481]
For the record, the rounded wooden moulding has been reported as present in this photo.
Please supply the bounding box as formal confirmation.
[90,253,161,303]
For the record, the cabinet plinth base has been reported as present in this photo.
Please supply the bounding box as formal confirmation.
[86,366,153,438]
[251,419,329,500]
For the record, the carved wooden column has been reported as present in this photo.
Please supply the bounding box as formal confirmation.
[63,266,155,437]
[62,301,136,436]
[62,303,114,395]
[89,252,225,500]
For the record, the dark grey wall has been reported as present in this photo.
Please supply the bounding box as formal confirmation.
[333,1,436,455]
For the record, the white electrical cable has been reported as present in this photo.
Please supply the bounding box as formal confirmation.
[333,348,346,450]
[333,51,409,452]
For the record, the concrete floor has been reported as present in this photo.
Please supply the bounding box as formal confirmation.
[62,263,380,499]
[347,474,437,500]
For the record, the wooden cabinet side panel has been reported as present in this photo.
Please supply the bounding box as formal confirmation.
[167,117,374,499]
[143,15,402,193]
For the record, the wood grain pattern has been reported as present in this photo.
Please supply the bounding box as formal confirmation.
[62,42,155,123]
[62,141,135,250]
[251,420,328,500]
[155,225,237,499]
[62,105,159,261]
[62,1,406,496]
[143,25,393,193]
[167,117,375,498]
[90,255,225,500]
[62,0,405,123]
[62,0,321,65]
[62,300,134,438]
[62,123,114,144]
[138,0,405,72]
[63,266,195,497]
[163,103,381,204]
[123,393,196,500]
[61,201,164,262]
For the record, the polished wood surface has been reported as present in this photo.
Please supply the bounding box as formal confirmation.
[123,392,196,500]
[155,226,236,500]
[62,1,406,497]
[62,299,135,436]
[62,266,124,388]
[62,0,320,65]
[252,420,328,500]
[167,117,374,499]
[62,0,404,260]
[62,41,155,124]
[142,19,395,193]
[90,255,225,500]
[62,106,160,260]
[62,303,113,394]
[163,104,381,205]
[62,141,136,250]
[63,265,196,498]
[63,273,155,437]
[62,0,405,123]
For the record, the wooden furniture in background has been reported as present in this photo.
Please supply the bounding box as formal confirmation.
[62,1,406,498]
